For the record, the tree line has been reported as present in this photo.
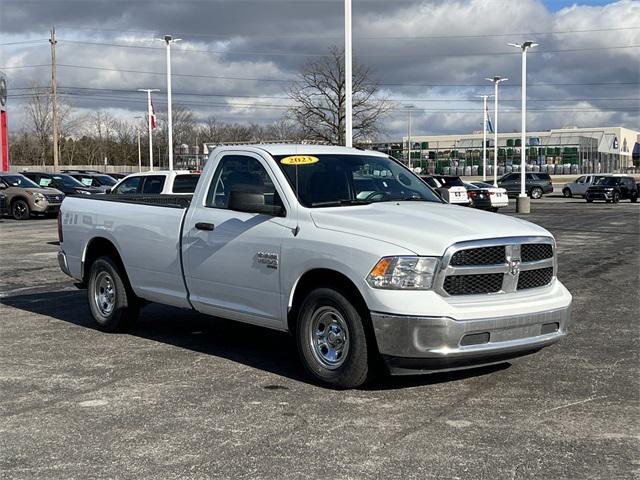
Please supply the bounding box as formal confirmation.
[9,48,392,167]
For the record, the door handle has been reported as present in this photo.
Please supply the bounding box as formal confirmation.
[195,222,215,231]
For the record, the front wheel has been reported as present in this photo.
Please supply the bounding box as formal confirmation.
[296,287,371,389]
[87,256,139,332]
[11,199,30,220]
[586,196,593,203]
[631,194,638,203]
[612,192,620,204]
[562,188,572,198]
[530,187,543,199]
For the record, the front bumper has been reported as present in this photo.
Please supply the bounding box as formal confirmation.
[371,304,571,375]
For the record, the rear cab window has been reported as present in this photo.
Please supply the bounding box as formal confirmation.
[172,174,200,193]
[141,176,166,194]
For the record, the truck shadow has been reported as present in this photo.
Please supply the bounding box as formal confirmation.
[2,289,510,390]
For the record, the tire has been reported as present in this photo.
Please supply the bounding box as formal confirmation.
[612,192,620,204]
[586,196,593,203]
[296,287,371,389]
[11,199,30,220]
[87,256,139,332]
[530,187,543,199]
[490,207,499,213]
[631,194,638,203]
[562,188,572,198]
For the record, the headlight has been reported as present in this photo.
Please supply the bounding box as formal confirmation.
[33,193,46,203]
[367,256,439,290]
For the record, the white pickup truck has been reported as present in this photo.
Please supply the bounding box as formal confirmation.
[58,144,572,388]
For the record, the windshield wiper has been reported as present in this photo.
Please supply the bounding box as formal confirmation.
[310,199,371,207]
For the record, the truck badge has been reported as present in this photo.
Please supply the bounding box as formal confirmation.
[508,259,521,276]
[257,252,278,269]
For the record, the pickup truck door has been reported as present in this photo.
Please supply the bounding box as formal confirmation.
[182,152,293,329]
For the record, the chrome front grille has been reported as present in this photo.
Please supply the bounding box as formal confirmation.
[436,237,556,297]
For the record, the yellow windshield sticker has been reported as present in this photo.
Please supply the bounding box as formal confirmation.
[280,155,319,165]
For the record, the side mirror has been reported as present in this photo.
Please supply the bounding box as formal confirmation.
[228,190,284,217]
[105,188,112,194]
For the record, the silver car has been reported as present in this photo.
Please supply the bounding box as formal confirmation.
[563,175,610,198]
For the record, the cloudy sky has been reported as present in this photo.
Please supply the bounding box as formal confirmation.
[1,0,638,140]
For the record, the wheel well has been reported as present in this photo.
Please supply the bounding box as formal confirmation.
[83,237,127,284]
[287,269,369,334]
[10,196,28,205]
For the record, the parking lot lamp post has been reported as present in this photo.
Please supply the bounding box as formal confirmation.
[345,0,353,147]
[476,94,493,181]
[404,105,415,169]
[163,35,181,171]
[509,41,538,213]
[485,76,508,186]
[138,89,159,171]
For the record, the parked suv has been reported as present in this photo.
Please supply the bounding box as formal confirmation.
[585,176,638,203]
[22,171,102,196]
[562,175,610,198]
[0,173,65,220]
[497,172,553,199]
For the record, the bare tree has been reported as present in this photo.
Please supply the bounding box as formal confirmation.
[23,86,52,166]
[288,46,391,145]
[264,117,303,142]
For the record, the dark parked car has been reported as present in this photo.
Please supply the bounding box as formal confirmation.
[66,172,117,192]
[463,182,493,211]
[22,171,102,196]
[585,176,638,203]
[497,172,553,199]
[107,173,129,180]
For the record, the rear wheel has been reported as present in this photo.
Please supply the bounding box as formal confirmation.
[612,192,620,204]
[296,287,371,389]
[562,188,572,198]
[631,194,638,203]
[11,199,30,220]
[530,187,543,199]
[87,256,139,332]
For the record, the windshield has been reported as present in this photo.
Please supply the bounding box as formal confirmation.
[274,154,441,207]
[596,177,622,186]
[52,174,84,188]
[95,175,117,186]
[1,174,40,188]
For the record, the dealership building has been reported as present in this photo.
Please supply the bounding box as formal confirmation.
[372,126,639,176]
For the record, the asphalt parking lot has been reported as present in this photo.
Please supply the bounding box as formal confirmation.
[1,198,639,479]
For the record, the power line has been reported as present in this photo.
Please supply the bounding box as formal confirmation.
[0,39,49,47]
[56,24,640,40]
[58,38,640,58]
[10,85,640,103]
[3,63,638,88]
[9,91,639,113]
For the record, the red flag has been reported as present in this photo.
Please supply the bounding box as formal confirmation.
[150,101,157,129]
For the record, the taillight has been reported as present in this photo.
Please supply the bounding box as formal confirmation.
[57,212,63,243]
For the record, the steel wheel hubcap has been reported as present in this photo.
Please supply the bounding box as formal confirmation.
[94,271,116,316]
[309,306,350,369]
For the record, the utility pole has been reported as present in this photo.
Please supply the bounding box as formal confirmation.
[163,35,181,171]
[344,0,353,147]
[138,89,159,171]
[485,76,508,187]
[509,41,538,213]
[476,94,493,181]
[50,27,59,172]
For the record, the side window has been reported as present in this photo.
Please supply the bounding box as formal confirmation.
[205,155,278,209]
[113,176,142,194]
[141,176,166,194]
[575,176,585,184]
[525,173,534,180]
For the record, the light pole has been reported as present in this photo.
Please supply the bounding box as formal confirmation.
[404,105,415,169]
[485,76,508,187]
[476,94,493,181]
[344,0,353,147]
[138,89,159,171]
[163,35,181,171]
[509,41,538,213]
[134,115,144,172]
